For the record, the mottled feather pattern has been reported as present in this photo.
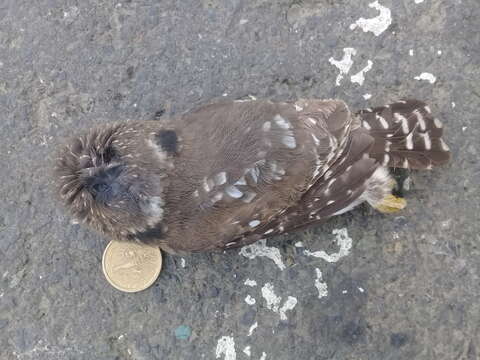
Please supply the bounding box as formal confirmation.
[357,100,451,169]
[220,101,374,245]
[294,99,352,187]
[165,100,355,251]
[248,127,377,238]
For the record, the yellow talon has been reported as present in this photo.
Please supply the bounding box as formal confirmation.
[374,194,407,214]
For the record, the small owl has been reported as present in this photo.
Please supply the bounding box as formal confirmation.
[54,99,450,254]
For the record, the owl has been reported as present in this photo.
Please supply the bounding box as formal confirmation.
[54,99,450,254]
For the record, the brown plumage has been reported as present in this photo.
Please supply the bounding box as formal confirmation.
[54,98,450,254]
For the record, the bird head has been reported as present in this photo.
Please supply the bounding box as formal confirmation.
[54,124,167,243]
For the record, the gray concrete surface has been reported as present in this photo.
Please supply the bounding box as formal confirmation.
[1,0,479,359]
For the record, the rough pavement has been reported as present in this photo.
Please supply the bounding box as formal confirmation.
[1,0,479,359]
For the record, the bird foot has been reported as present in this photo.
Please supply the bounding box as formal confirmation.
[374,194,407,214]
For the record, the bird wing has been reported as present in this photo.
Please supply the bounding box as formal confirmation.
[249,127,378,238]
[161,99,360,252]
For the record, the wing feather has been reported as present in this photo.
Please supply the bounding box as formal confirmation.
[161,99,357,251]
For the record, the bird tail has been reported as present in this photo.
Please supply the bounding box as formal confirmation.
[357,99,451,169]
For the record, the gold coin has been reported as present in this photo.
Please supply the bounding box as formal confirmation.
[102,240,162,293]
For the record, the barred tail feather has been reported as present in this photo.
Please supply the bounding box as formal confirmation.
[357,99,451,169]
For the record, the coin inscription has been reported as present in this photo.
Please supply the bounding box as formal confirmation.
[102,241,162,293]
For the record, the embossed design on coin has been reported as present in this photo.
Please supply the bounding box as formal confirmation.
[102,241,162,292]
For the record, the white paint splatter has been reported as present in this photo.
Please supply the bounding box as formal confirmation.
[261,283,297,321]
[409,49,414,56]
[304,228,353,262]
[260,352,267,360]
[351,60,373,85]
[239,240,286,270]
[329,48,357,86]
[414,0,425,3]
[342,290,348,294]
[452,102,456,109]
[243,346,251,357]
[279,296,298,321]
[314,268,328,298]
[180,258,186,268]
[245,295,256,305]
[437,50,442,55]
[414,72,436,84]
[216,336,236,360]
[350,1,392,36]
[244,279,257,287]
[248,322,258,336]
[10,341,84,359]
[261,283,282,312]
[462,126,467,132]
[358,287,365,293]
[63,6,79,18]
[294,241,305,248]
[363,93,372,100]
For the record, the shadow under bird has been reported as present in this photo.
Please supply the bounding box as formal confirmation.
[54,98,450,254]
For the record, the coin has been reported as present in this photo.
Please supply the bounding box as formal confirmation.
[102,240,162,293]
